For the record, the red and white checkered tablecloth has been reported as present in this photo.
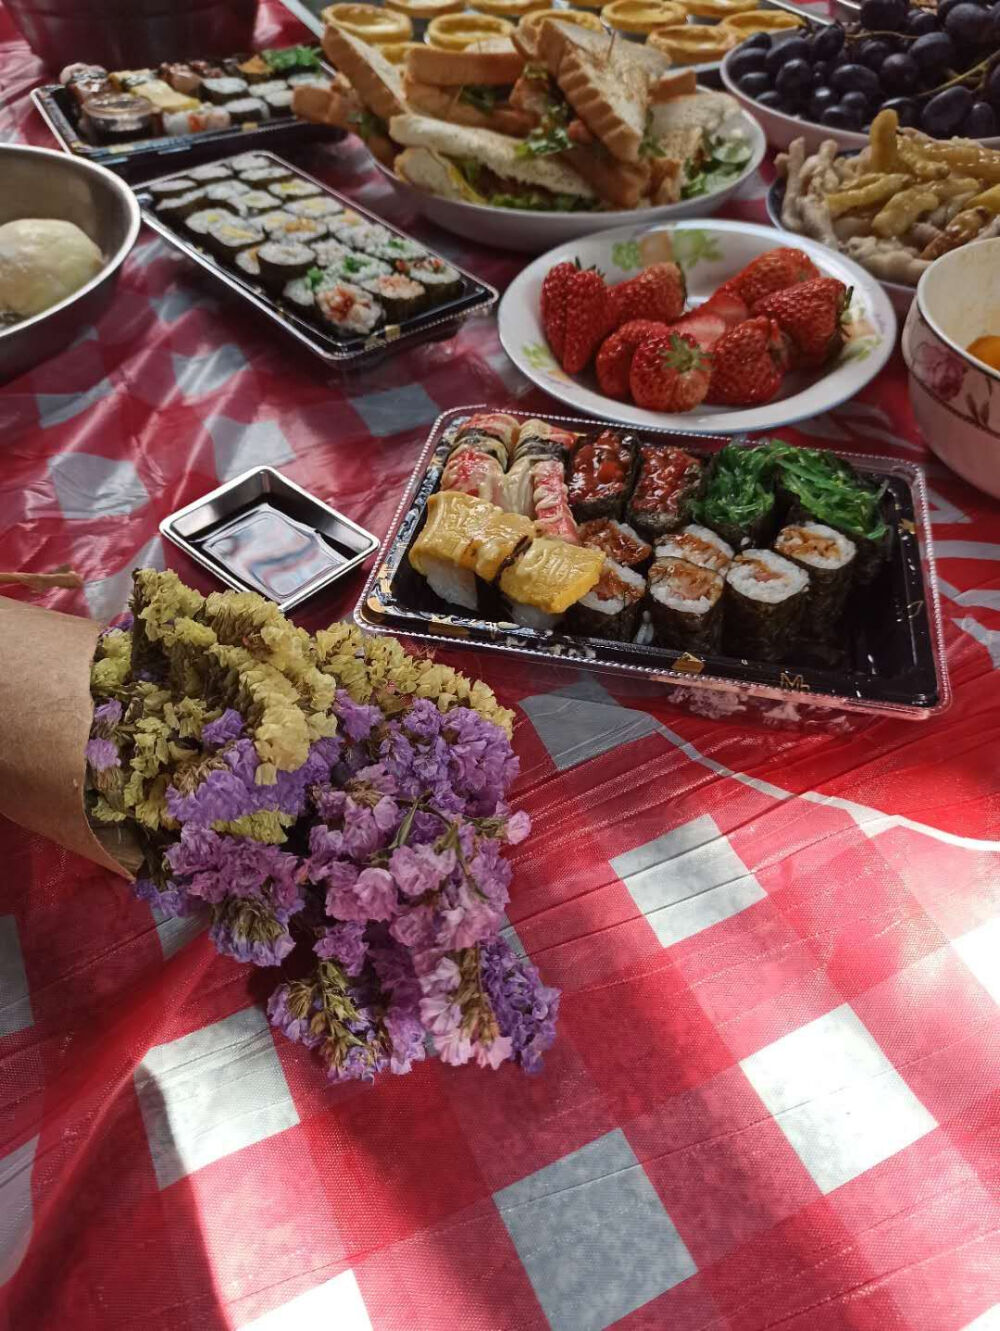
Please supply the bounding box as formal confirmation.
[1,3,1000,1328]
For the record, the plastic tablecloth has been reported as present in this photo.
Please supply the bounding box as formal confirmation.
[2,5,1000,1328]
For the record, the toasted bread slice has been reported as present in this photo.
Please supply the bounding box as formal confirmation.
[649,69,697,102]
[396,146,485,201]
[559,143,649,207]
[403,77,536,135]
[535,18,669,78]
[406,40,524,85]
[388,112,595,197]
[649,89,736,137]
[555,44,648,163]
[322,25,408,123]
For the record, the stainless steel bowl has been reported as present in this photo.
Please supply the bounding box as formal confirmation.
[0,144,141,383]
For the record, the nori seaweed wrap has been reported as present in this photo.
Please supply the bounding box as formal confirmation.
[724,549,809,662]
[774,522,856,641]
[566,429,638,522]
[627,445,702,541]
[697,444,777,551]
[566,561,646,642]
[647,556,724,654]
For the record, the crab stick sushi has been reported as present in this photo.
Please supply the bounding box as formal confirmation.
[578,518,651,570]
[441,446,504,505]
[531,459,579,545]
[648,556,724,654]
[654,524,733,575]
[454,413,520,466]
[500,456,535,518]
[724,549,809,662]
[513,419,577,463]
[567,560,646,641]
[774,522,856,640]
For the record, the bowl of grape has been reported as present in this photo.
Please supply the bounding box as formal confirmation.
[721,0,1000,153]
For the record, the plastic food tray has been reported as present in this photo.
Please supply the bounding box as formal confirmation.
[355,406,951,723]
[31,61,343,180]
[136,152,498,369]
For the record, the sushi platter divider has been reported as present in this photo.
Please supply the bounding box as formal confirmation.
[135,152,498,368]
[355,407,951,723]
[31,47,343,180]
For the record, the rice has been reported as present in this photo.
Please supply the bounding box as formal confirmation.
[774,522,855,571]
[726,549,808,604]
[655,524,733,574]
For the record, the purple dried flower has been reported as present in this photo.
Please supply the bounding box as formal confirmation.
[335,691,383,742]
[315,921,368,975]
[92,700,123,727]
[480,937,559,1074]
[202,708,244,747]
[85,738,120,772]
[389,843,456,898]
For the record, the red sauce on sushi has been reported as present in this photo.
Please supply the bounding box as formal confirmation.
[568,430,630,504]
[631,446,700,514]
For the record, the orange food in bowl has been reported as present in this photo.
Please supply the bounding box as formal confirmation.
[722,9,804,32]
[968,335,1000,371]
[648,22,739,61]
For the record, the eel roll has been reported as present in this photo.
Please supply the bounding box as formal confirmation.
[724,548,809,662]
[567,560,646,641]
[654,524,733,575]
[774,521,856,640]
[648,556,724,654]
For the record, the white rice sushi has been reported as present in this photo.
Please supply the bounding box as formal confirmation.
[422,558,477,611]
[655,524,733,574]
[724,549,809,662]
[567,560,646,641]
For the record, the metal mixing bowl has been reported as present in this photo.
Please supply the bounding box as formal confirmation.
[0,144,141,383]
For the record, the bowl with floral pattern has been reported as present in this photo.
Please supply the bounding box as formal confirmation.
[902,238,1000,500]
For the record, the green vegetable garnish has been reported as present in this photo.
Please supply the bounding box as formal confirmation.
[698,445,776,534]
[639,114,662,160]
[488,190,596,212]
[262,44,321,72]
[306,266,325,290]
[459,84,508,114]
[516,89,572,158]
[681,134,754,200]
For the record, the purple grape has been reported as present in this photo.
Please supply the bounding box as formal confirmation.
[858,37,892,70]
[821,105,856,128]
[813,24,845,60]
[729,47,767,79]
[944,1,990,40]
[880,52,920,93]
[921,84,974,135]
[859,0,907,30]
[809,86,837,119]
[905,8,939,34]
[831,63,882,99]
[765,37,809,76]
[841,90,870,116]
[986,62,1000,114]
[740,32,772,50]
[910,31,956,71]
[756,90,786,110]
[883,96,920,126]
[965,100,998,136]
[738,70,771,97]
[776,58,813,100]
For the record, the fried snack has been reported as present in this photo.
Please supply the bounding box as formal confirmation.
[825,174,910,220]
[920,207,997,260]
[721,8,803,31]
[872,184,940,238]
[844,235,929,284]
[868,108,900,174]
[968,183,1000,213]
[426,12,515,48]
[896,138,950,181]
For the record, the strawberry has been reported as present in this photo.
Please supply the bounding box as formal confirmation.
[706,316,786,406]
[751,277,850,369]
[629,332,711,412]
[664,308,727,354]
[540,260,577,362]
[609,262,686,328]
[728,247,820,309]
[595,319,669,399]
[699,281,749,330]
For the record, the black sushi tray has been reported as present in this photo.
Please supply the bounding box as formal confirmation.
[355,406,951,723]
[135,152,498,370]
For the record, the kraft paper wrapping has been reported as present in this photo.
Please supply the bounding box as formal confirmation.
[0,596,137,878]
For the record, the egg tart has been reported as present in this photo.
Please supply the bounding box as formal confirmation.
[602,0,686,33]
[517,5,605,32]
[471,0,548,16]
[378,39,425,62]
[385,0,465,18]
[426,11,516,47]
[322,3,413,42]
[682,0,758,16]
[721,8,804,32]
[648,22,739,62]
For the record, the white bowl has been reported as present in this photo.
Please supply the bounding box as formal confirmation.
[369,105,766,253]
[901,237,1000,498]
[498,216,896,435]
[721,34,1000,155]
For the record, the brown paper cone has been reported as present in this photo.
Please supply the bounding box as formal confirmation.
[0,596,137,878]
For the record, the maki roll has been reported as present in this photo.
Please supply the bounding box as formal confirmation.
[513,418,577,463]
[146,177,197,199]
[361,232,428,263]
[654,524,733,575]
[311,238,350,267]
[161,106,232,135]
[235,245,263,280]
[328,212,380,247]
[201,76,248,103]
[186,162,233,183]
[578,518,651,570]
[314,281,383,338]
[648,557,725,655]
[499,539,604,631]
[236,54,272,83]
[229,152,272,171]
[455,413,520,466]
[566,428,637,522]
[239,189,283,215]
[257,241,315,291]
[204,216,265,262]
[154,189,208,224]
[287,71,328,88]
[252,80,292,98]
[267,177,322,201]
[327,251,391,284]
[185,207,238,241]
[288,195,344,219]
[239,165,294,185]
[400,256,461,304]
[774,522,856,641]
[567,560,646,642]
[283,276,317,321]
[724,549,809,663]
[360,273,425,321]
[261,214,328,245]
[698,444,776,551]
[627,445,702,541]
[204,180,251,204]
[226,97,270,123]
[262,89,294,114]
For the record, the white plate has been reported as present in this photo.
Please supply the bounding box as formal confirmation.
[497,217,897,434]
[369,106,766,253]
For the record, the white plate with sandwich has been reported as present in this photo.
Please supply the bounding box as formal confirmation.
[497,218,896,434]
[294,18,766,252]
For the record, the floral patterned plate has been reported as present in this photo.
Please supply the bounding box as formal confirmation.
[497,218,897,435]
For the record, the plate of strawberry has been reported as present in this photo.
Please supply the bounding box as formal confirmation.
[497,219,896,434]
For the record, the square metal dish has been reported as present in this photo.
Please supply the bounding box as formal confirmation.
[136,151,498,368]
[31,62,343,180]
[355,406,951,722]
[161,466,378,612]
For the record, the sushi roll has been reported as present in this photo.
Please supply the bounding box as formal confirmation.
[267,177,322,201]
[314,281,383,338]
[239,189,283,215]
[442,446,505,505]
[567,560,646,642]
[287,71,329,88]
[154,189,208,224]
[400,255,461,304]
[225,97,270,123]
[359,273,425,322]
[162,105,232,135]
[499,538,604,630]
[513,418,577,463]
[578,518,652,570]
[648,557,725,655]
[201,76,248,103]
[186,162,233,183]
[282,276,317,321]
[145,177,197,199]
[262,89,294,114]
[724,549,809,663]
[109,68,154,91]
[288,195,344,219]
[499,457,534,517]
[773,522,856,641]
[698,444,776,551]
[229,152,272,172]
[251,79,291,97]
[566,428,637,522]
[654,524,733,575]
[627,444,702,542]
[326,250,391,283]
[237,54,273,83]
[361,232,428,263]
[328,212,380,247]
[204,216,265,262]
[204,180,251,203]
[235,245,263,280]
[257,241,315,290]
[160,61,202,95]
[532,459,579,545]
[455,412,520,457]
[311,238,350,267]
[239,164,294,185]
[185,206,238,241]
